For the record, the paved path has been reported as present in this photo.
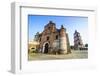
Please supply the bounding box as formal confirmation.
[28,50,88,61]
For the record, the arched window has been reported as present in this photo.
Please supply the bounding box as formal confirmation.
[78,42,80,45]
[56,35,58,40]
[48,27,50,30]
[47,36,49,40]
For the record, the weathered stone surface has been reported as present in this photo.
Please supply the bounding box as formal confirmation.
[34,21,71,54]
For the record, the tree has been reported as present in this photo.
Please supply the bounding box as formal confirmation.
[85,44,88,47]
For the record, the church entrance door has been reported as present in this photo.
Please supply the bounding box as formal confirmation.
[44,43,49,53]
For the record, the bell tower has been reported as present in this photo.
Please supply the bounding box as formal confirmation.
[59,25,67,54]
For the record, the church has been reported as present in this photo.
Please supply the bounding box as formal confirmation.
[34,21,71,54]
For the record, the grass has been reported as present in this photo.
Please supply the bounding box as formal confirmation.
[28,50,88,61]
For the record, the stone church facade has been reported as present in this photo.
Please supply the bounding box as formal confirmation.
[34,21,71,54]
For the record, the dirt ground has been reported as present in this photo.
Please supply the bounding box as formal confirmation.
[28,50,88,61]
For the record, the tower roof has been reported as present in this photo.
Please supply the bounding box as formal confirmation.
[49,21,55,25]
[61,25,64,29]
[44,21,56,28]
[74,30,80,34]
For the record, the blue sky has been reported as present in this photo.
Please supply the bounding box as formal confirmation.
[28,15,88,45]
